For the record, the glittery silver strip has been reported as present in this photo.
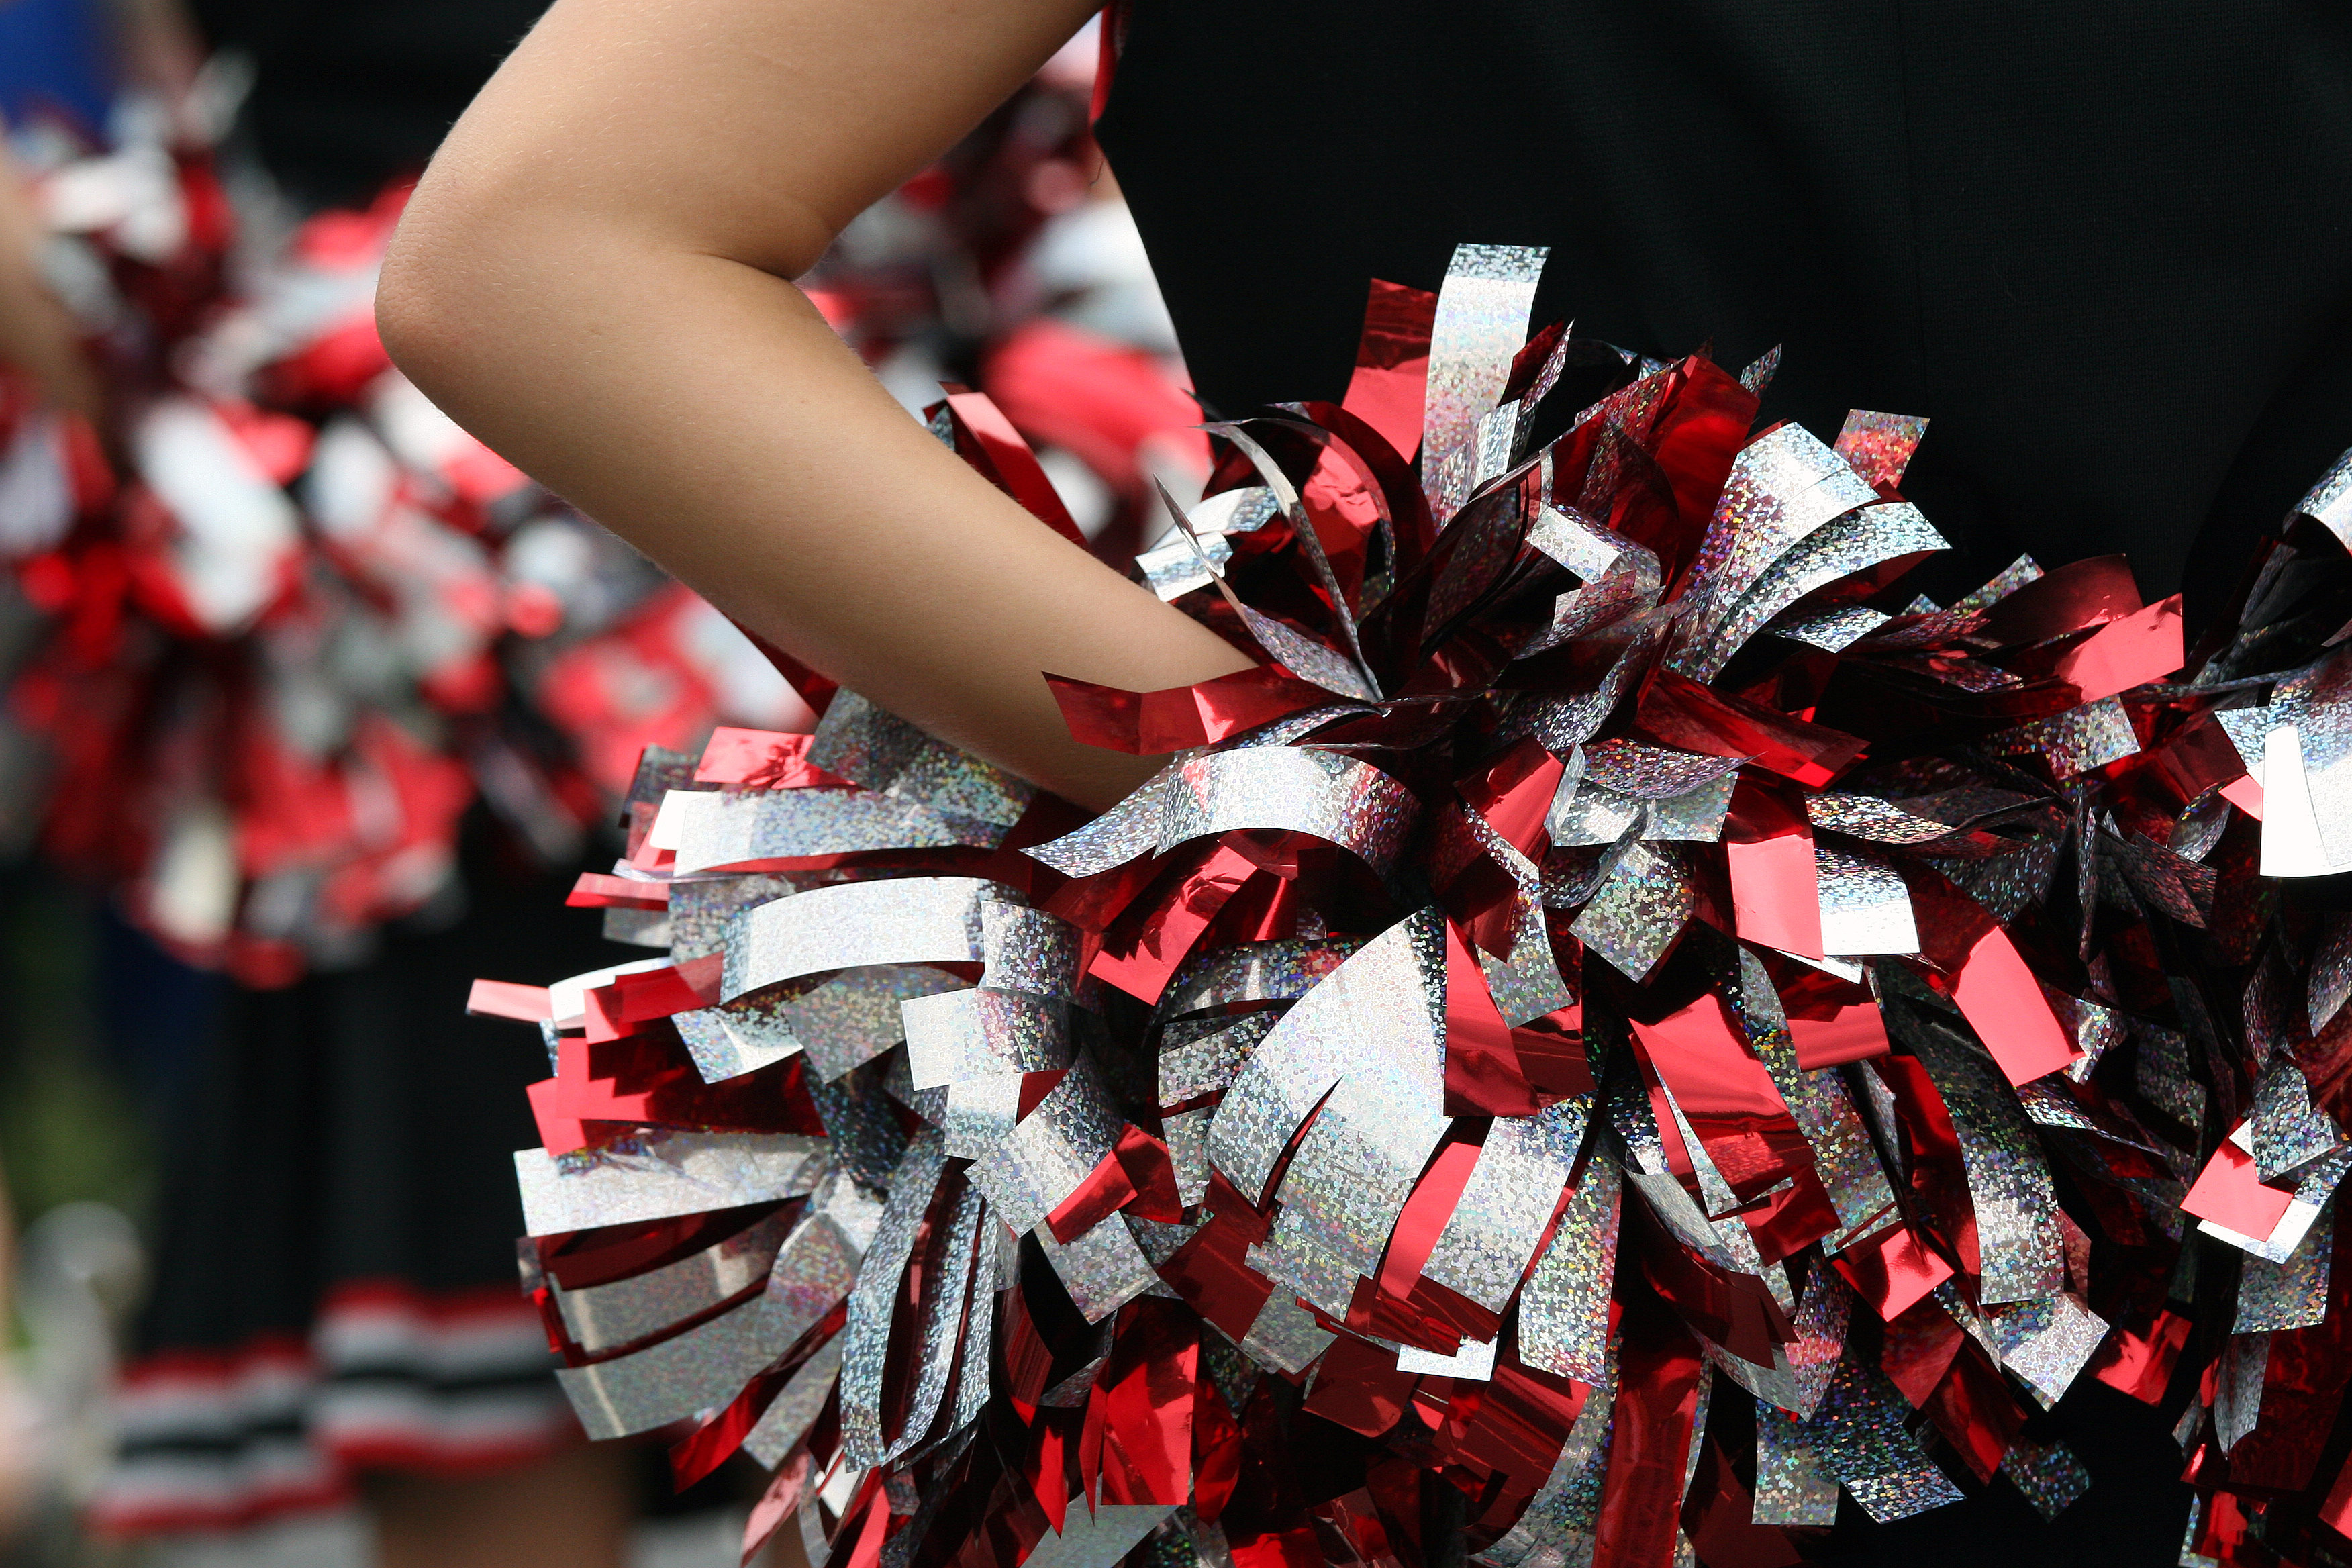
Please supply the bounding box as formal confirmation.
[981,901,1081,1000]
[667,788,991,875]
[1832,411,1930,491]
[1900,1012,2063,1304]
[2299,444,2352,550]
[555,1285,789,1440]
[1036,1216,1161,1324]
[2311,915,2352,1033]
[792,966,970,1082]
[1674,422,1876,673]
[1804,1360,1965,1522]
[2237,1198,2333,1333]
[840,1131,948,1465]
[1158,938,1355,1020]
[1474,1357,1614,1568]
[1236,1291,1335,1375]
[1163,1108,1214,1208]
[1986,1292,2109,1406]
[1984,697,2141,778]
[808,690,1034,828]
[1683,501,1945,683]
[2000,1436,2090,1520]
[1159,1012,1279,1106]
[1424,1099,1588,1312]
[879,1182,985,1463]
[2252,1055,2344,1182]
[1726,951,1898,1239]
[516,1133,828,1236]
[1026,750,1418,880]
[742,1338,842,1468]
[1644,775,1737,843]
[903,987,1069,1090]
[1422,244,1549,526]
[2215,1332,2268,1453]
[1212,912,1449,1314]
[1518,1147,1620,1384]
[553,1207,793,1352]
[669,873,807,962]
[722,877,996,1003]
[1019,1502,1179,1568]
[1207,913,1444,1205]
[967,1055,1123,1233]
[1569,842,1694,982]
[1753,1400,1841,1525]
[1815,847,1919,957]
[948,1246,995,1435]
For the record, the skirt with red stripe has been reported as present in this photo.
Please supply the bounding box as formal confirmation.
[91,824,616,1535]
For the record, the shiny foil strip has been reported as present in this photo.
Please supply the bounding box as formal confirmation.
[1832,410,1930,491]
[807,690,1035,828]
[1025,750,1417,879]
[1675,422,1877,669]
[1986,697,2142,778]
[967,1055,1124,1231]
[877,1181,985,1463]
[1685,501,1946,683]
[979,901,1081,999]
[553,1207,794,1352]
[1422,243,1549,524]
[1035,1216,1161,1324]
[1157,1011,1279,1105]
[556,1284,794,1441]
[721,877,997,1003]
[2000,1436,2092,1521]
[1206,912,1445,1201]
[1774,603,1891,652]
[1580,738,1744,799]
[840,1132,949,1466]
[1898,1007,2065,1304]
[1753,1401,1842,1526]
[1422,1097,1589,1312]
[1569,842,1695,981]
[1237,1289,1336,1375]
[669,873,807,961]
[1518,1147,1620,1384]
[2298,447,2352,548]
[1804,1360,1966,1522]
[1815,847,1920,957]
[1727,950,1900,1239]
[2236,1199,2333,1334]
[1158,938,1355,1018]
[667,787,991,875]
[790,965,971,1082]
[2251,1056,2342,1182]
[1951,554,2046,615]
[1985,1292,2110,1406]
[516,1132,828,1236]
[1475,1361,1616,1568]
[903,986,1069,1090]
[741,1338,843,1468]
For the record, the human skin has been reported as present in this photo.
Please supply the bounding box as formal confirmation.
[375,0,1258,814]
[0,141,103,425]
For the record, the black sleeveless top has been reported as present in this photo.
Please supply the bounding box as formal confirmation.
[1097,0,2352,631]
[1100,5,2292,1557]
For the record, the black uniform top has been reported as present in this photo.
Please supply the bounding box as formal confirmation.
[189,0,547,209]
[1098,3,2291,1559]
[1097,0,2352,629]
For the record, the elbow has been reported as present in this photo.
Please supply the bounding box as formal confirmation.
[375,191,489,405]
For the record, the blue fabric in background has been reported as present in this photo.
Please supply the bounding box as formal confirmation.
[0,0,116,136]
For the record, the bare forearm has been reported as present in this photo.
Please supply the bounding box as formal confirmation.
[0,153,101,422]
[381,214,1249,810]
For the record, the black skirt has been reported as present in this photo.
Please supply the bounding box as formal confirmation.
[92,819,618,1534]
